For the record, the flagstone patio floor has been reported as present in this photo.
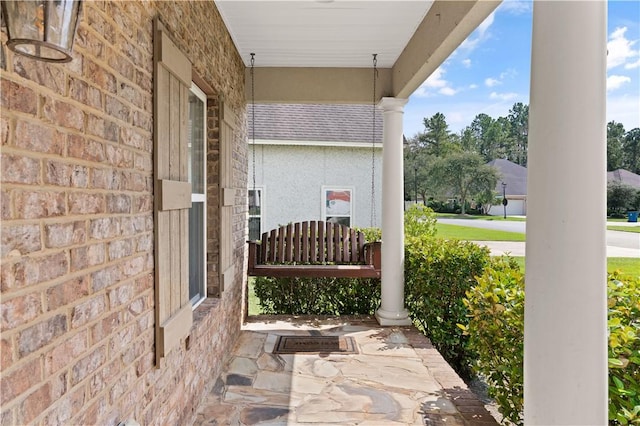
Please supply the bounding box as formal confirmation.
[194,316,498,426]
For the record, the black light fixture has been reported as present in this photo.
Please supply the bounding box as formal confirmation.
[501,182,508,219]
[1,0,82,63]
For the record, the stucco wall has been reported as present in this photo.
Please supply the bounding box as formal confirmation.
[0,2,247,424]
[249,143,383,233]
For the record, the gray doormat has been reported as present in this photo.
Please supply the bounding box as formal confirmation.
[273,336,358,354]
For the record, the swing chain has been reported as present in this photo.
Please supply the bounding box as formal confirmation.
[250,53,257,208]
[370,54,378,228]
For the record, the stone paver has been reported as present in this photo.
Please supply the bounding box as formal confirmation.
[194,316,498,426]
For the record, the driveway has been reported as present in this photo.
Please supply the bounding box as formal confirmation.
[437,218,639,258]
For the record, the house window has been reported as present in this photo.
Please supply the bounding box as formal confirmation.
[188,83,207,307]
[323,187,353,226]
[248,188,263,241]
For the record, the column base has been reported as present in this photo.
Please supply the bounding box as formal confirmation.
[375,308,412,326]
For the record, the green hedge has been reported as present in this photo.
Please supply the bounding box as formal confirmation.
[464,264,640,425]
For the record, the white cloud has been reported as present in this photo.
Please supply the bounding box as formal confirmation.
[469,84,478,90]
[462,59,472,68]
[607,26,639,70]
[485,78,501,87]
[460,12,495,52]
[439,87,458,96]
[414,66,460,98]
[607,94,640,130]
[489,92,519,101]
[499,0,532,15]
[607,75,631,91]
[625,59,640,70]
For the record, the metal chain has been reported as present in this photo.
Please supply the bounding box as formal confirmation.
[370,54,378,228]
[250,53,256,207]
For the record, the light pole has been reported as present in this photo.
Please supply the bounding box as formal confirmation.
[414,164,418,204]
[502,182,507,219]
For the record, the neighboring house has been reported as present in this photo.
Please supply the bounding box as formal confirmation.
[487,159,528,216]
[247,104,383,239]
[607,169,640,188]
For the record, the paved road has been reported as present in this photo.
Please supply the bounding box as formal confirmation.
[437,218,639,258]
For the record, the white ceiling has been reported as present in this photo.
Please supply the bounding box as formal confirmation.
[214,1,433,68]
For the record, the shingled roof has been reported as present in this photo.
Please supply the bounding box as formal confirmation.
[248,103,383,144]
[608,169,640,188]
[487,158,528,195]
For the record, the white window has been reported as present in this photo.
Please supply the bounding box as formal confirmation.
[248,187,263,241]
[322,187,353,227]
[188,83,207,307]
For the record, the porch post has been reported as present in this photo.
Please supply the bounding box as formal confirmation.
[525,1,607,423]
[375,97,411,326]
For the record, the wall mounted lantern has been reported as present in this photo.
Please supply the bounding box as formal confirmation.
[1,0,82,63]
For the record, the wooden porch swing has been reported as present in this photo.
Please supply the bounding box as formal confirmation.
[246,54,382,279]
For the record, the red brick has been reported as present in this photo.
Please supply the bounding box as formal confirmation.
[120,126,148,151]
[107,194,132,214]
[91,265,121,292]
[68,134,105,162]
[0,78,37,115]
[4,251,69,291]
[0,153,40,184]
[0,356,42,405]
[1,190,11,220]
[1,223,41,257]
[42,97,85,131]
[105,95,130,123]
[70,243,105,271]
[14,120,65,155]
[45,160,88,188]
[46,275,90,310]
[134,153,152,172]
[85,59,116,93]
[107,49,135,82]
[90,311,121,344]
[71,295,106,329]
[1,292,42,331]
[0,115,9,146]
[13,56,65,95]
[17,314,67,357]
[89,217,121,240]
[119,81,146,109]
[43,386,85,425]
[104,120,119,142]
[68,192,105,215]
[86,113,105,139]
[76,26,104,59]
[108,238,133,261]
[69,77,103,110]
[17,375,66,425]
[71,345,106,386]
[136,234,152,252]
[14,190,66,219]
[87,7,116,45]
[44,330,88,375]
[1,338,14,371]
[44,221,86,248]
[109,282,135,309]
[91,167,119,190]
[121,256,145,278]
[105,143,134,168]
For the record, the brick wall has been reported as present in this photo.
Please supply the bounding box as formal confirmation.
[1,1,247,424]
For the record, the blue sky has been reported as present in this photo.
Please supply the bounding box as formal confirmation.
[403,0,640,137]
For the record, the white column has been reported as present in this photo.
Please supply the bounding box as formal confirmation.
[375,97,411,326]
[525,1,607,424]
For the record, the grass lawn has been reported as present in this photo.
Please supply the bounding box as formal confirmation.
[435,223,526,241]
[510,256,639,276]
[607,225,640,233]
[247,278,262,316]
[435,213,526,222]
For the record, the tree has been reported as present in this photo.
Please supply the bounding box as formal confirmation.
[622,128,640,174]
[607,181,637,217]
[507,103,529,166]
[429,152,500,215]
[403,135,435,203]
[417,113,459,157]
[607,121,626,171]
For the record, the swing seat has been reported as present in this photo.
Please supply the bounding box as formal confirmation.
[247,221,381,278]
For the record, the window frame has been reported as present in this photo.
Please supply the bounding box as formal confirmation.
[321,186,354,227]
[188,82,207,309]
[248,186,264,242]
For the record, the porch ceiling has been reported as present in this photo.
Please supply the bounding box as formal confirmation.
[214,0,500,103]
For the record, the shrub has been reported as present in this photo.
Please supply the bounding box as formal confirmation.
[608,272,640,424]
[404,235,491,379]
[463,266,640,425]
[254,276,380,315]
[462,257,524,425]
[404,203,437,239]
